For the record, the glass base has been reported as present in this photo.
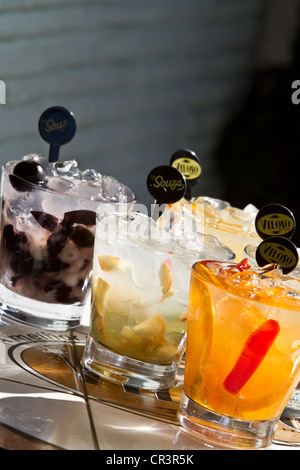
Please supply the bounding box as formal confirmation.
[82,336,178,390]
[177,392,278,449]
[0,284,81,331]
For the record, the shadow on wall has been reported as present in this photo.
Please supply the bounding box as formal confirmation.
[214,15,300,247]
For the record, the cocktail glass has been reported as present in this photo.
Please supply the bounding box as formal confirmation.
[178,259,300,448]
[82,210,235,390]
[0,154,135,330]
[243,243,300,415]
[166,197,261,262]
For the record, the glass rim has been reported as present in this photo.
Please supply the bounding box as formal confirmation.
[192,260,235,286]
[95,210,176,250]
[3,161,135,204]
[95,212,238,264]
[191,259,300,311]
[96,208,135,223]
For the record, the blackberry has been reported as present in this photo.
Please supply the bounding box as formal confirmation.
[62,210,96,227]
[69,225,94,247]
[10,161,46,192]
[3,224,27,253]
[47,230,68,257]
[31,211,59,232]
[10,250,34,275]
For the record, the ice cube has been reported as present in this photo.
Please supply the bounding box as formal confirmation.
[99,175,134,203]
[45,175,74,193]
[192,196,230,212]
[243,204,258,214]
[23,153,46,163]
[203,235,235,260]
[126,212,157,239]
[223,205,258,228]
[125,212,171,247]
[53,159,81,179]
[66,180,102,200]
[41,193,75,220]
[175,232,235,260]
[175,232,205,253]
[81,168,101,181]
[286,289,300,300]
[96,213,129,241]
[114,213,170,293]
[157,209,197,238]
[129,245,158,291]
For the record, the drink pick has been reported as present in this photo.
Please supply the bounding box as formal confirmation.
[255,203,298,274]
[255,236,298,275]
[170,149,201,200]
[38,106,77,162]
[255,203,296,240]
[147,165,187,217]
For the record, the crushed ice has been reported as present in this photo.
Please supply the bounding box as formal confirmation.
[21,154,135,204]
[98,210,236,262]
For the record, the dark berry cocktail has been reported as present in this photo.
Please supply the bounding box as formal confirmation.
[0,154,135,329]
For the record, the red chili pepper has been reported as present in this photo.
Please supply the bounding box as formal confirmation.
[201,258,251,275]
[237,258,251,271]
[223,319,280,395]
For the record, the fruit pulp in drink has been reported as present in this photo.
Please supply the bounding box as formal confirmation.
[90,235,189,365]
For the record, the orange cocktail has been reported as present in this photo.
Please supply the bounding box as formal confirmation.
[178,259,300,448]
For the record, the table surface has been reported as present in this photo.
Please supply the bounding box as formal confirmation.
[1,314,300,451]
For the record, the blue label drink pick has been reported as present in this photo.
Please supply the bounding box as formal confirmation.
[38,106,77,162]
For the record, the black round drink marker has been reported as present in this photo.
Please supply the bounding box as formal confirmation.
[255,203,296,240]
[170,149,201,182]
[38,106,77,162]
[255,236,299,274]
[170,149,201,200]
[147,165,187,205]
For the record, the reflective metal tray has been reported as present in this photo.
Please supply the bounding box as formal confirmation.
[0,315,299,450]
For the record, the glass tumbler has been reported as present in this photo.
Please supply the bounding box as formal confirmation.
[82,211,192,390]
[178,260,300,448]
[0,157,135,330]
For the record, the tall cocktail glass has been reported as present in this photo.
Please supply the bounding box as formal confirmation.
[82,210,235,390]
[0,155,135,330]
[178,259,300,448]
